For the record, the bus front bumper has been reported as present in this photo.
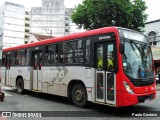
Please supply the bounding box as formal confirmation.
[117,90,156,107]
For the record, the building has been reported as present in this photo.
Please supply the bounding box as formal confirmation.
[24,11,30,44]
[144,19,160,70]
[66,8,85,34]
[30,0,66,37]
[30,0,85,38]
[0,2,25,59]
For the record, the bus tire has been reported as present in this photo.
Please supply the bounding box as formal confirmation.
[71,84,87,107]
[17,78,24,94]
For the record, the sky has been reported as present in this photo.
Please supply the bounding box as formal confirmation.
[0,0,159,22]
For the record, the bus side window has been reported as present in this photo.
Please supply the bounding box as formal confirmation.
[15,59,19,65]
[74,39,84,64]
[26,49,30,65]
[45,44,58,65]
[60,42,74,64]
[15,50,26,66]
[10,51,15,66]
[85,38,90,64]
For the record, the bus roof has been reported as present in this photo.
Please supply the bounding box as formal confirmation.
[3,26,118,52]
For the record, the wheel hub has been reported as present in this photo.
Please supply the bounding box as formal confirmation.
[75,89,84,102]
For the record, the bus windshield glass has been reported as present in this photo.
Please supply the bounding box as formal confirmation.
[122,41,154,79]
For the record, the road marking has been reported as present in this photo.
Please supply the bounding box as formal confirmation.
[4,92,12,97]
[1,86,16,90]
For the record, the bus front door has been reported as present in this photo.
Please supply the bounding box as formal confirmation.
[5,55,11,86]
[95,42,116,105]
[32,51,42,91]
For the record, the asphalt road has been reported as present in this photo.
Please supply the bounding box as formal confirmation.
[0,83,160,120]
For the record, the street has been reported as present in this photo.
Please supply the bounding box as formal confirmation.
[0,83,160,120]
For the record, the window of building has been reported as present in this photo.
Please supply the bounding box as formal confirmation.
[65,17,69,20]
[45,45,58,65]
[65,11,68,15]
[25,35,29,38]
[65,29,69,32]
[25,11,30,15]
[25,23,30,27]
[25,29,30,33]
[25,17,30,21]
[148,31,157,45]
[15,50,26,65]
[65,23,69,26]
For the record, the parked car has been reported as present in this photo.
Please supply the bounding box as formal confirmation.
[156,74,160,85]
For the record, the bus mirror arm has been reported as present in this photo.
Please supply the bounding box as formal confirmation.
[120,43,125,54]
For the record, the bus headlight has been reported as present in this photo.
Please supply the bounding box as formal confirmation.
[123,81,134,94]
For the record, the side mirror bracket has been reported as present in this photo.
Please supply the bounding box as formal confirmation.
[120,43,125,53]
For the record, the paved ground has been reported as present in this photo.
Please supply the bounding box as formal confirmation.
[0,83,160,120]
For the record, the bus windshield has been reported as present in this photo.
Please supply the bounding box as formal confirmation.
[122,41,154,79]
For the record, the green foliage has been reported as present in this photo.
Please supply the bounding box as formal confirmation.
[71,0,147,32]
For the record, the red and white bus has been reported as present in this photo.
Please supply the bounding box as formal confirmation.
[0,27,156,107]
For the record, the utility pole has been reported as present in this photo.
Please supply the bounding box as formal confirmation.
[42,27,52,37]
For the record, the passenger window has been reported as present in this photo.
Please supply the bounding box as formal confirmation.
[60,39,84,64]
[15,50,26,65]
[75,40,84,63]
[85,39,90,63]
[25,49,30,65]
[45,45,58,65]
[60,42,74,64]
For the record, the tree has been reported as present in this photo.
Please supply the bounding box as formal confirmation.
[71,0,147,32]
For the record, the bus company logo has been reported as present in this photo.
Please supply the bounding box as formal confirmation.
[18,69,22,73]
[2,112,11,117]
[52,67,68,83]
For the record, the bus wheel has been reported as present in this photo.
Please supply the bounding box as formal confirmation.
[17,78,24,94]
[71,84,87,107]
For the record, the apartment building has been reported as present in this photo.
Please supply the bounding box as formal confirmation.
[0,2,25,58]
